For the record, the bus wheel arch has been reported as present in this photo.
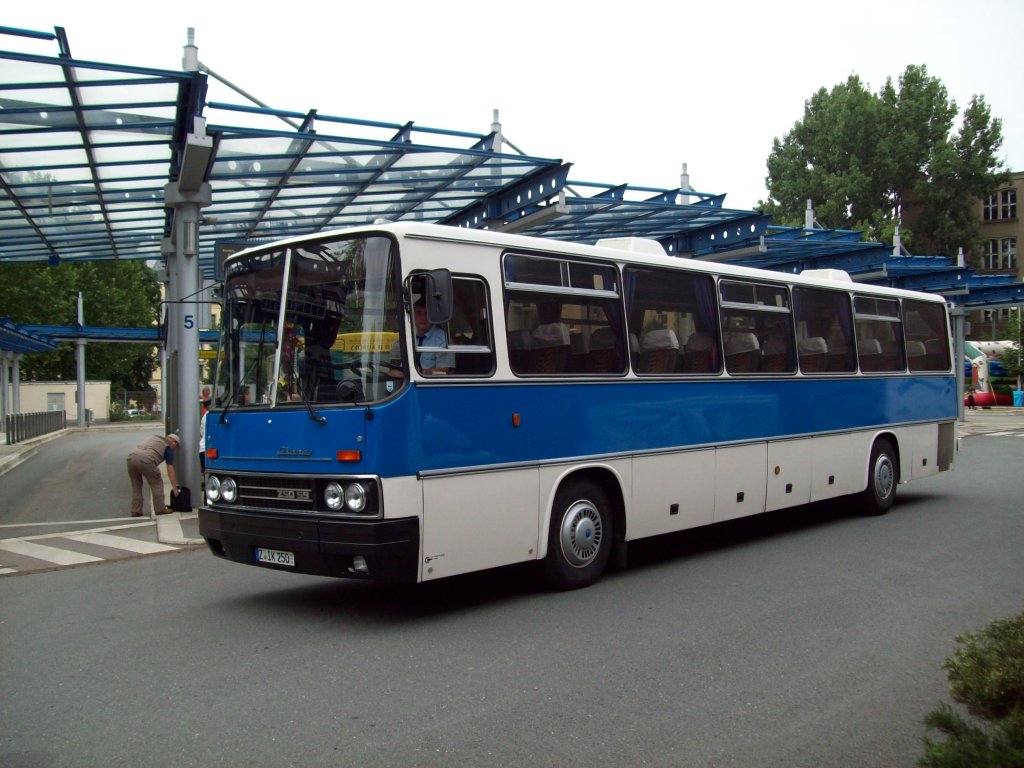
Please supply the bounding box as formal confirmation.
[857,433,900,516]
[540,468,624,590]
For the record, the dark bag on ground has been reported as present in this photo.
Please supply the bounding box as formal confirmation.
[170,486,192,512]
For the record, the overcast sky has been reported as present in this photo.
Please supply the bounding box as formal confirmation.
[6,0,1023,211]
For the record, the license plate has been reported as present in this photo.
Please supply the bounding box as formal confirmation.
[254,547,295,567]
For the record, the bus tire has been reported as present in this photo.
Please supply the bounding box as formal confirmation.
[542,480,613,590]
[857,438,898,516]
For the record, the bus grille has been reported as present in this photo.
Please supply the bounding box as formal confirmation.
[236,476,316,511]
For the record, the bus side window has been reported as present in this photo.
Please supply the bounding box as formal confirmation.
[793,287,855,374]
[449,277,494,376]
[903,299,951,372]
[503,252,626,376]
[720,280,794,375]
[410,274,494,377]
[854,297,905,373]
[624,267,720,376]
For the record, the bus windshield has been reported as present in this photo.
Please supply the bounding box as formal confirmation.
[215,234,402,407]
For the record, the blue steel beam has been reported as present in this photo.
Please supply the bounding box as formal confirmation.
[675,213,772,254]
[21,325,218,343]
[764,225,865,243]
[958,281,1024,309]
[690,194,727,208]
[734,243,892,275]
[440,163,572,229]
[878,267,973,293]
[0,318,59,353]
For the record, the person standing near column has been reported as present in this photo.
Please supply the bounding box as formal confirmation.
[127,433,180,517]
[199,395,209,477]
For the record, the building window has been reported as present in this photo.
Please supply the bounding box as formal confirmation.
[982,238,1017,271]
[1001,189,1017,220]
[1004,238,1017,271]
[984,193,998,221]
[984,240,999,270]
[984,188,1018,221]
[983,308,1011,324]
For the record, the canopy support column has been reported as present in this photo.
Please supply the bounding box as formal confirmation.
[163,174,211,500]
[75,291,86,428]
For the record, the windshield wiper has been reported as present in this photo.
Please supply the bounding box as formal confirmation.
[218,381,242,425]
[296,382,326,424]
[219,365,256,425]
[219,321,268,425]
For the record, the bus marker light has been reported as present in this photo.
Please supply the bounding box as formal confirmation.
[336,450,362,462]
[512,413,521,428]
[206,448,218,460]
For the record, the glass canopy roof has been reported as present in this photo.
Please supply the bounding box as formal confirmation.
[1,23,1020,312]
[0,24,767,280]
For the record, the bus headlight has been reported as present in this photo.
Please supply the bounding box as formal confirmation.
[220,477,238,504]
[319,478,379,515]
[325,482,344,511]
[344,482,367,513]
[206,475,221,503]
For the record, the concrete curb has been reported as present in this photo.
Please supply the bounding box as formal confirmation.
[155,511,204,547]
[0,444,38,476]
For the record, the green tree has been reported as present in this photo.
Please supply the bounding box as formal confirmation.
[761,65,1008,258]
[0,260,162,390]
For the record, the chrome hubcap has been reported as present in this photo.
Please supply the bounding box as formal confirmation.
[874,454,894,499]
[559,500,603,567]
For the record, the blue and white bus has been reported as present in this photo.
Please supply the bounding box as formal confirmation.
[199,222,957,589]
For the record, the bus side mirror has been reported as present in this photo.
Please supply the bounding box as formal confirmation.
[423,269,453,325]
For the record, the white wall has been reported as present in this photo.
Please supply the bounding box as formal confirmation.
[16,381,111,420]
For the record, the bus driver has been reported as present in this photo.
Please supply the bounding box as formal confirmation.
[413,299,454,374]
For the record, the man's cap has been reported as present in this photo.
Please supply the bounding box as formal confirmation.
[166,433,180,445]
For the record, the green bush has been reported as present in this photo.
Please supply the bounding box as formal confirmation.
[109,401,126,422]
[919,612,1024,767]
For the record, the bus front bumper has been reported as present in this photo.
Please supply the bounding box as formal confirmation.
[199,507,420,582]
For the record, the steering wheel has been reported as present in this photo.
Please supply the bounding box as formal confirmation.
[349,360,400,383]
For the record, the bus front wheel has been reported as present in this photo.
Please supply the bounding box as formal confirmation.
[542,480,613,590]
[857,438,898,516]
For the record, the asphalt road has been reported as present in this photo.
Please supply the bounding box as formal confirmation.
[1,433,1022,768]
[0,425,163,532]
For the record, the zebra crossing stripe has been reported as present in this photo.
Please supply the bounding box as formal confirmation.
[65,532,178,555]
[0,538,103,565]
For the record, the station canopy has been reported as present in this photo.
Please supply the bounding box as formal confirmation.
[1,24,1021,314]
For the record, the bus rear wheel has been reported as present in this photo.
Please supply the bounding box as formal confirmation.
[857,438,898,516]
[542,480,613,590]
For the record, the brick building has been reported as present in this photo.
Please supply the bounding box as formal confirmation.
[971,170,1021,339]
